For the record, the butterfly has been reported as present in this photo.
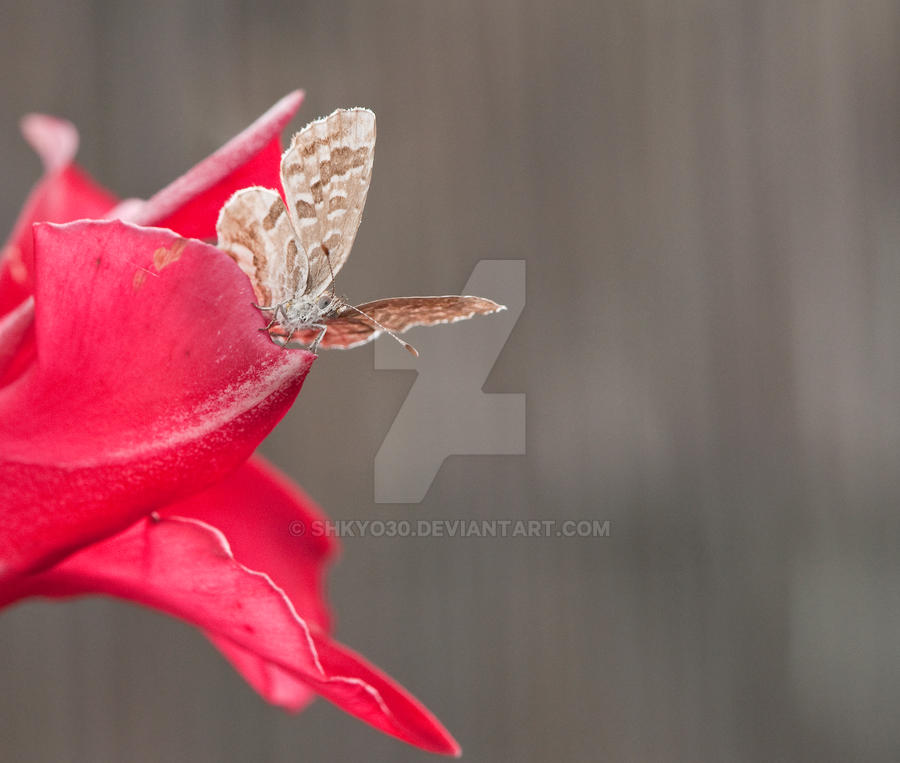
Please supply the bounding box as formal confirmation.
[216,107,505,356]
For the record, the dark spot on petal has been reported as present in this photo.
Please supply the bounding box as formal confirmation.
[153,239,187,271]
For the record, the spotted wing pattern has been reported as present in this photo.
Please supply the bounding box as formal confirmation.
[216,186,307,305]
[285,295,506,349]
[280,108,376,299]
[217,108,507,356]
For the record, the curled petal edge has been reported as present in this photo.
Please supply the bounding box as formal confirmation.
[1,515,460,756]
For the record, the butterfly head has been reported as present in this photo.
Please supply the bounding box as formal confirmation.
[279,293,344,326]
[317,293,337,313]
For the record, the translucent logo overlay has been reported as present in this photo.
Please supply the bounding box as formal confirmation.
[373,260,526,503]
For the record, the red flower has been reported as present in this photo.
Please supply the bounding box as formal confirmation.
[0,95,459,755]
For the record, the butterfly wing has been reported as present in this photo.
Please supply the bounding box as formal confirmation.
[283,295,506,350]
[351,295,506,332]
[285,314,382,350]
[280,108,376,299]
[216,187,308,305]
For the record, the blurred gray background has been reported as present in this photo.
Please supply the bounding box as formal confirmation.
[2,1,899,761]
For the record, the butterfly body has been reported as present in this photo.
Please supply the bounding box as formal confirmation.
[217,108,504,355]
[257,292,345,351]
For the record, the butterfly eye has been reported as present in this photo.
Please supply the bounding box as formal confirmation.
[318,295,332,310]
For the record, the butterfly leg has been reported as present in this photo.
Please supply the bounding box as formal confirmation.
[270,319,293,348]
[309,323,328,354]
[254,301,285,326]
[258,303,287,334]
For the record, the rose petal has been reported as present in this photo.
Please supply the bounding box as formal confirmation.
[0,220,313,582]
[159,455,331,711]
[160,455,332,710]
[21,114,80,173]
[208,632,317,712]
[116,91,304,239]
[1,93,304,316]
[159,454,337,632]
[0,116,118,315]
[301,634,461,756]
[0,296,34,385]
[1,512,460,755]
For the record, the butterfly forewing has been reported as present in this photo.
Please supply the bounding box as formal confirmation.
[280,108,376,299]
[216,187,308,305]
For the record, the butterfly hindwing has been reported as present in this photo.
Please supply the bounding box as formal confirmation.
[351,296,505,333]
[280,108,376,299]
[287,313,379,350]
[283,295,505,349]
[216,187,308,305]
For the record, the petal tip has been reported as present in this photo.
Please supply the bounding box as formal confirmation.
[20,114,79,173]
[279,89,306,112]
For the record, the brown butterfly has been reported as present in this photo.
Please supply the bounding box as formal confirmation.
[216,107,504,355]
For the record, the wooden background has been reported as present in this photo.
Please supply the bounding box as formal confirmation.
[2,2,900,761]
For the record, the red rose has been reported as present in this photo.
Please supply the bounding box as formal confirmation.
[0,93,458,756]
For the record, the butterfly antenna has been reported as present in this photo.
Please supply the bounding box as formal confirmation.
[322,243,337,301]
[342,303,419,357]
